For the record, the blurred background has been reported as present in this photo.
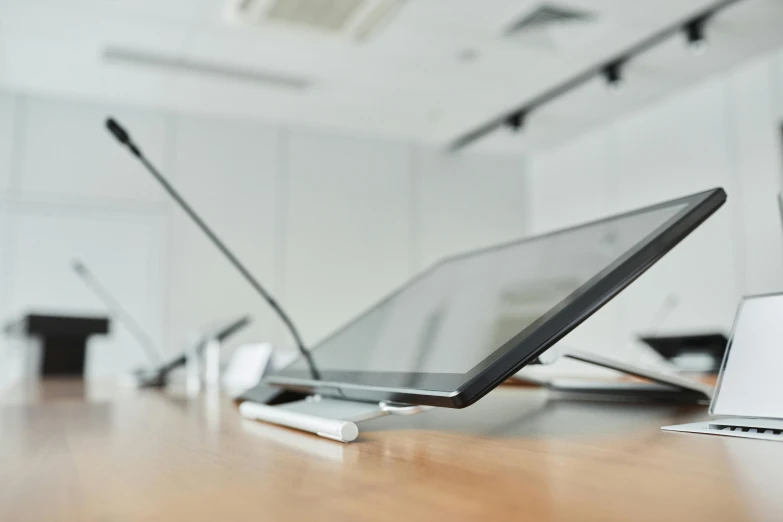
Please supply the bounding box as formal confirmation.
[0,0,781,389]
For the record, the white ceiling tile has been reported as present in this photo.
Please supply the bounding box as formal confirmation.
[3,0,218,25]
[0,0,781,150]
[1,3,191,51]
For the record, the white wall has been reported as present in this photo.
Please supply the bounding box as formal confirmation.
[0,92,527,389]
[166,115,280,358]
[526,46,783,368]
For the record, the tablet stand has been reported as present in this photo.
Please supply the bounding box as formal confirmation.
[239,395,432,442]
[239,348,711,442]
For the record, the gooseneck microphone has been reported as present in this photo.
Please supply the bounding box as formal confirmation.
[106,119,141,156]
[104,117,320,381]
[648,294,680,337]
[73,259,163,366]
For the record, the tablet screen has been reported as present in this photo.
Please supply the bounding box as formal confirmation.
[284,203,686,375]
[265,189,725,407]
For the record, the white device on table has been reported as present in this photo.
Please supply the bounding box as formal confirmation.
[239,397,431,443]
[552,348,712,399]
[222,343,274,397]
[514,345,713,401]
[663,293,783,442]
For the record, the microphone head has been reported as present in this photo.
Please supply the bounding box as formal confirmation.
[106,117,131,145]
[72,260,87,276]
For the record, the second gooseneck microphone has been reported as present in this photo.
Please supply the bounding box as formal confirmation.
[104,117,320,380]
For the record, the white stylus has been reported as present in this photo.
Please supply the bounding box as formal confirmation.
[238,401,359,443]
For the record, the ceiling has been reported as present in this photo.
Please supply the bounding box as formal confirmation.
[0,0,781,153]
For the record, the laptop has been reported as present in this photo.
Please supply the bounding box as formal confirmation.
[663,292,783,442]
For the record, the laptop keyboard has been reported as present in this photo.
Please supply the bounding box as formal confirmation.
[709,424,783,437]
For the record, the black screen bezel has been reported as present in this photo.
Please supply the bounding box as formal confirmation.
[265,188,726,408]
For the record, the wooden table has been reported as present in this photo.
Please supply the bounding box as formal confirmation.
[1,379,781,522]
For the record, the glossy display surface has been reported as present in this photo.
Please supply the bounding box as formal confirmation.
[270,190,724,406]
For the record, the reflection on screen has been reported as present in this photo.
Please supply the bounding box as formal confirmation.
[284,203,687,375]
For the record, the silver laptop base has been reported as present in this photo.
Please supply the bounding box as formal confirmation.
[663,418,783,442]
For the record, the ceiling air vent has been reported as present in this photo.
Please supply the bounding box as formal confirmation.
[266,0,365,31]
[506,4,595,35]
[504,4,599,50]
[225,0,406,41]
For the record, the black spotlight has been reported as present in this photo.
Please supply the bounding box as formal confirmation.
[505,111,526,132]
[685,17,708,55]
[603,61,624,92]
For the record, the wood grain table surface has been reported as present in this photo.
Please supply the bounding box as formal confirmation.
[1,378,780,522]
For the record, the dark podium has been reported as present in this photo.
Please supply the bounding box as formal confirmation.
[5,314,110,377]
[639,333,728,374]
